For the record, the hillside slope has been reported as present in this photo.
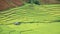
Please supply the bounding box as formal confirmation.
[0,4,60,34]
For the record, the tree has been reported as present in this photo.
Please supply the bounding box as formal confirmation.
[27,0,40,5]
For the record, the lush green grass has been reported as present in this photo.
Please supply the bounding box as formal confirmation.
[0,23,60,34]
[0,4,60,24]
[0,4,60,34]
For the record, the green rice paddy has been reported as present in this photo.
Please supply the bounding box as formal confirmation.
[0,4,60,34]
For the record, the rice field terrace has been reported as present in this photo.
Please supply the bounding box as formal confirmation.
[0,4,60,34]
